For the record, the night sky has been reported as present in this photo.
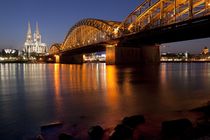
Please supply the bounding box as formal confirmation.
[0,0,209,53]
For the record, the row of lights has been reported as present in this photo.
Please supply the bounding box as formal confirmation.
[63,26,120,51]
[67,34,110,49]
[127,1,210,31]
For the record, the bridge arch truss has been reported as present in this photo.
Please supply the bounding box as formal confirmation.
[61,18,121,51]
[49,43,61,55]
[120,0,210,34]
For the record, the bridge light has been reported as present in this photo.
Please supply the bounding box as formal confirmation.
[208,3,210,6]
[128,24,133,31]
[54,55,60,63]
[106,45,114,48]
[113,27,119,34]
[106,44,117,48]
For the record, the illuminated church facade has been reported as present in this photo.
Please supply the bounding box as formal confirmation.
[23,22,47,55]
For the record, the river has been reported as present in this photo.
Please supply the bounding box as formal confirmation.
[0,63,210,139]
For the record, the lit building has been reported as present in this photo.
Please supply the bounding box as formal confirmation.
[201,47,209,55]
[2,49,19,57]
[23,22,47,55]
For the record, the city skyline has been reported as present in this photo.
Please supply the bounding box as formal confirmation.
[0,0,210,53]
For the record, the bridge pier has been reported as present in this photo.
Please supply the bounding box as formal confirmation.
[106,44,160,65]
[60,53,83,64]
[54,55,60,63]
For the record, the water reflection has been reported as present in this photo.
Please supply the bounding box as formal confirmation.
[54,64,61,95]
[158,63,210,111]
[1,63,210,139]
[106,65,120,112]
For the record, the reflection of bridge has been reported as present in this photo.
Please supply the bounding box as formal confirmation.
[49,0,210,64]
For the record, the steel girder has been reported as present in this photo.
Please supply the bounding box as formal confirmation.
[62,18,121,51]
[49,43,61,55]
[120,0,210,34]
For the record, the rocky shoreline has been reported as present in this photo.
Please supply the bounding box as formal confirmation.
[33,102,210,140]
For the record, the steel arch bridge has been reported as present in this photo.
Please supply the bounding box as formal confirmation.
[49,43,61,55]
[49,0,210,54]
[61,18,121,52]
[119,0,210,33]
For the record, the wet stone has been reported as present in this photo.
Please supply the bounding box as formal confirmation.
[110,124,133,140]
[161,118,193,140]
[36,135,44,140]
[122,115,145,128]
[58,133,74,140]
[88,125,104,140]
[194,121,210,138]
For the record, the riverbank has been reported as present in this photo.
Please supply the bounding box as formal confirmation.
[31,102,210,140]
[2,60,210,64]
[161,60,210,63]
[0,60,54,63]
[0,60,28,63]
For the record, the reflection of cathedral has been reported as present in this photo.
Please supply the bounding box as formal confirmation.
[23,22,47,55]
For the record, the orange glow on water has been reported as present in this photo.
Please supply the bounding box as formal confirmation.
[54,64,60,95]
[53,64,64,115]
[106,65,119,108]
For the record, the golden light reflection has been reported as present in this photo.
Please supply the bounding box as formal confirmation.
[53,64,64,116]
[54,64,61,96]
[106,65,120,108]
[61,64,107,93]
[160,63,167,85]
[80,64,105,92]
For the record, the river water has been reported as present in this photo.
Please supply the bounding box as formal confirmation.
[0,63,210,139]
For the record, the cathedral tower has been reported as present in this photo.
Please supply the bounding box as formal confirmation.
[34,22,41,43]
[23,21,47,56]
[26,22,33,43]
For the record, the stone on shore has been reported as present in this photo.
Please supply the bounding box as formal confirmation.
[110,124,133,140]
[161,118,193,140]
[36,135,44,140]
[88,125,104,140]
[194,121,210,139]
[58,133,74,140]
[122,115,145,128]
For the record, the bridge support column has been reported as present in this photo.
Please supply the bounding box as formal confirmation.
[60,54,83,64]
[54,55,60,63]
[106,44,160,65]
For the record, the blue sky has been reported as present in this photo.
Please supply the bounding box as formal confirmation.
[0,0,209,53]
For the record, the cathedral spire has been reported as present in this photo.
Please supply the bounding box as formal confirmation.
[36,21,40,35]
[27,21,32,35]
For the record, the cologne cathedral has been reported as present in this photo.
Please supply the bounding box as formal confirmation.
[23,22,47,55]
